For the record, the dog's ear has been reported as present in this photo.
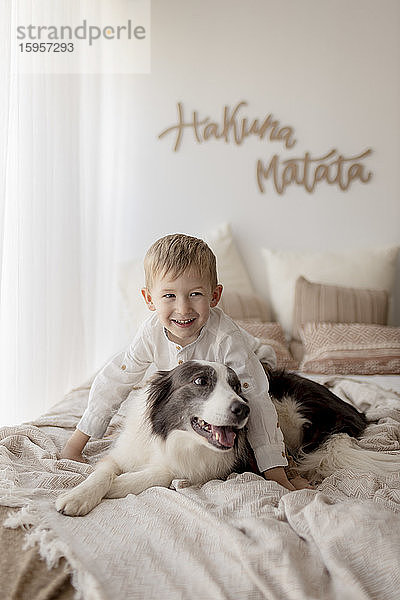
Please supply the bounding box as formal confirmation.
[146,371,176,439]
[147,370,173,409]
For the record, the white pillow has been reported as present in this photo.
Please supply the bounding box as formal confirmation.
[204,222,255,293]
[118,258,148,336]
[262,246,399,336]
[218,290,271,322]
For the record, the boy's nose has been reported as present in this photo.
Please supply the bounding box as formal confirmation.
[176,297,191,315]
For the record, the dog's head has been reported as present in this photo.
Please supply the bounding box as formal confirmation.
[146,360,249,452]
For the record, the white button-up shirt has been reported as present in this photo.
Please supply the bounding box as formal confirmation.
[78,307,287,472]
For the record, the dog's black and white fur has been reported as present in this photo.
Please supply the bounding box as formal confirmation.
[56,361,251,516]
[267,369,400,482]
[56,360,399,516]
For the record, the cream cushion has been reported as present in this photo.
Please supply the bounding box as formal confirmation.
[218,291,270,322]
[118,258,148,336]
[205,223,271,320]
[204,222,256,294]
[262,246,399,336]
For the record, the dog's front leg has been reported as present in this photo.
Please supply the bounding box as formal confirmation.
[106,467,173,498]
[55,457,121,516]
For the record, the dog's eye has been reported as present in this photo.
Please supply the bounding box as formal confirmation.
[193,376,207,386]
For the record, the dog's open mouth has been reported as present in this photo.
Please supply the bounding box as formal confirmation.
[191,416,237,450]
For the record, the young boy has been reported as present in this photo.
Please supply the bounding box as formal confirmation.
[62,234,309,491]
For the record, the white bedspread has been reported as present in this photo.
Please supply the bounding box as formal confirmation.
[1,376,400,600]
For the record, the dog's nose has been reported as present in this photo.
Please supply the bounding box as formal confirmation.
[230,400,250,420]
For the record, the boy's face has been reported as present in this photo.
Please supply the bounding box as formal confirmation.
[141,269,222,347]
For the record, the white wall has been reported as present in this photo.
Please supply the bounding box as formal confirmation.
[109,0,400,336]
[3,1,399,424]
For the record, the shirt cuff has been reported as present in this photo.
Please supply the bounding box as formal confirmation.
[252,443,288,472]
[77,409,110,439]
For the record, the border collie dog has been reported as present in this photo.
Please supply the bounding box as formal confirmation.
[56,361,251,516]
[56,361,399,516]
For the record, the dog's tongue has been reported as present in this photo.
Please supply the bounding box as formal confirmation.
[211,425,236,447]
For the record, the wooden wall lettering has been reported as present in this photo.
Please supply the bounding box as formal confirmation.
[158,102,373,194]
[158,101,297,150]
[257,149,373,194]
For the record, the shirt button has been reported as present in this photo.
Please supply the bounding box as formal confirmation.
[121,365,127,370]
[277,422,280,428]
[243,382,249,389]
[176,345,181,350]
[178,360,183,365]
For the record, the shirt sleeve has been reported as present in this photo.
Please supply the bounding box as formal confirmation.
[218,330,287,472]
[77,322,154,438]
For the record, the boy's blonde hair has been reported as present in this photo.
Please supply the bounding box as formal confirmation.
[144,234,218,290]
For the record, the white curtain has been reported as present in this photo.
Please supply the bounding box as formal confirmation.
[0,5,129,425]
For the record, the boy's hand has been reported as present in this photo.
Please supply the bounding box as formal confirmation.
[289,475,314,490]
[60,448,88,463]
[263,466,296,491]
[262,466,314,491]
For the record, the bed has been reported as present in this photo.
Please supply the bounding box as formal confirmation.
[1,226,400,600]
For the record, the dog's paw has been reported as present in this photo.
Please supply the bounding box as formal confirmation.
[55,490,98,516]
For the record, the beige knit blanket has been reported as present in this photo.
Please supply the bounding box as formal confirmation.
[1,376,400,600]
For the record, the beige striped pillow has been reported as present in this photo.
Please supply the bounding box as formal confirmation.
[299,322,400,375]
[292,276,389,341]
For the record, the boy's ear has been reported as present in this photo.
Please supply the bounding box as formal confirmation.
[141,288,156,311]
[210,284,223,307]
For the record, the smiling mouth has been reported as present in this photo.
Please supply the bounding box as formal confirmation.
[191,416,238,450]
[171,318,196,328]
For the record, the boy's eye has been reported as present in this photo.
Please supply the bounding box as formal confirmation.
[163,294,175,299]
[193,376,208,386]
[190,291,203,297]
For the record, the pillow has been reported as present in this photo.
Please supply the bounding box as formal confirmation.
[236,320,298,370]
[219,290,270,322]
[299,322,400,375]
[204,222,257,295]
[292,276,389,341]
[118,258,148,336]
[262,246,399,336]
